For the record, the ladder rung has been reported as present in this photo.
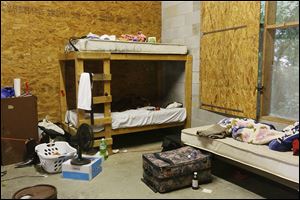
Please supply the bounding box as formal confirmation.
[76,74,112,81]
[59,52,111,60]
[93,74,112,81]
[93,95,112,104]
[93,137,113,147]
[79,117,112,126]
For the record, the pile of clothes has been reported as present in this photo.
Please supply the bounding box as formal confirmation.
[1,87,15,98]
[119,31,147,42]
[84,32,116,41]
[268,121,299,155]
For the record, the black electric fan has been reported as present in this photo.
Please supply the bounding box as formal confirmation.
[71,123,94,165]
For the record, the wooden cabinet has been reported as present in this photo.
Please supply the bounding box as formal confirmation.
[1,95,38,165]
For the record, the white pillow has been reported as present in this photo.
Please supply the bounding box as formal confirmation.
[166,102,183,109]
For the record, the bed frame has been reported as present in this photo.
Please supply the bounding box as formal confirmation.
[181,127,299,191]
[59,52,192,153]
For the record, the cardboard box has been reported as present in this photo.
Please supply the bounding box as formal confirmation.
[62,156,103,181]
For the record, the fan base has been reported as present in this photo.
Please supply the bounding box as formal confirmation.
[71,158,91,166]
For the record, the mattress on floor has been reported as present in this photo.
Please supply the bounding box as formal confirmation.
[181,125,299,185]
[68,39,188,54]
[65,106,186,131]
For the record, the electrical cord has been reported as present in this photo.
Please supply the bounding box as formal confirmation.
[112,147,162,154]
[1,175,47,182]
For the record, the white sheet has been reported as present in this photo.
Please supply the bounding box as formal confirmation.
[65,107,186,130]
[181,126,299,185]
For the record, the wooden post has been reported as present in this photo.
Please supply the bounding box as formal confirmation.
[260,1,277,116]
[184,55,192,128]
[59,60,67,125]
[103,59,113,154]
[156,62,163,102]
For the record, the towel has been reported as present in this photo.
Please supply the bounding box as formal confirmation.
[196,124,228,139]
[77,73,92,110]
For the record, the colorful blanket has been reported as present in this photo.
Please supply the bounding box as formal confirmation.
[218,118,286,145]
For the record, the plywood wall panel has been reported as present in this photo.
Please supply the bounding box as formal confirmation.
[111,61,158,105]
[200,1,260,119]
[1,1,161,122]
[201,1,260,33]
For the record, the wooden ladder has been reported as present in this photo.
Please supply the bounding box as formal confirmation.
[74,56,113,154]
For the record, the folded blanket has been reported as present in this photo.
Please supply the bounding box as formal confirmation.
[196,124,228,139]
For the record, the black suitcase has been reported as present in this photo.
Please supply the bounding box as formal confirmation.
[142,146,212,193]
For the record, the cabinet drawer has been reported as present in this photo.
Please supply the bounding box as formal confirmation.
[1,95,38,139]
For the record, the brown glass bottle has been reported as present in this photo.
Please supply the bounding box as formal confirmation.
[192,172,199,190]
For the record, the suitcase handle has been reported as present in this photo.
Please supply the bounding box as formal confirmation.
[153,153,174,165]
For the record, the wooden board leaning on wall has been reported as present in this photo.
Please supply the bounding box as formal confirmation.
[200,1,260,119]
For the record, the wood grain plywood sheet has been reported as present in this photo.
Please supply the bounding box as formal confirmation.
[201,1,260,33]
[1,1,161,122]
[111,61,158,105]
[200,1,260,119]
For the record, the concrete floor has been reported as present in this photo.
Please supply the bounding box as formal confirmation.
[1,131,299,199]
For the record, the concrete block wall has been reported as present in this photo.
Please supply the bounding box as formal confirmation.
[161,1,288,129]
[161,1,224,126]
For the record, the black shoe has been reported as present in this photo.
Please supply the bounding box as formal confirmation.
[14,138,39,168]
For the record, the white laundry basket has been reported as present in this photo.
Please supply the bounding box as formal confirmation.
[35,141,77,173]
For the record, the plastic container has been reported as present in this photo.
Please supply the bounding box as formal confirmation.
[99,138,108,160]
[35,141,77,173]
[12,184,57,199]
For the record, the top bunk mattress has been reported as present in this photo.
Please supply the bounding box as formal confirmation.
[181,125,299,185]
[67,39,188,54]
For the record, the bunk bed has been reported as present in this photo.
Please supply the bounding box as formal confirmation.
[59,41,192,153]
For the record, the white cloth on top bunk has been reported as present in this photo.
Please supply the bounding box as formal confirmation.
[77,73,92,110]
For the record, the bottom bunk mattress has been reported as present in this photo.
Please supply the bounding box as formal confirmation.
[181,126,299,187]
[65,106,186,131]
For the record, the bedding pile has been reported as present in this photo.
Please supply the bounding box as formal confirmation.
[268,121,299,154]
[202,118,300,154]
[217,118,285,145]
[181,125,299,187]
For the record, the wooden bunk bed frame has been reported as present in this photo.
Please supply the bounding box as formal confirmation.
[59,52,192,153]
